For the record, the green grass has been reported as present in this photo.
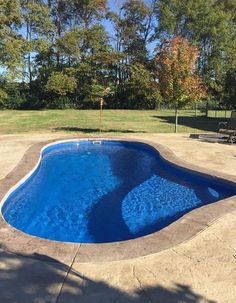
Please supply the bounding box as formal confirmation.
[0,109,231,135]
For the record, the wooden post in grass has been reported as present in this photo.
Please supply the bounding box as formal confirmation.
[99,97,104,133]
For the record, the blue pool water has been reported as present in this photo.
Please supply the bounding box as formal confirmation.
[2,140,236,243]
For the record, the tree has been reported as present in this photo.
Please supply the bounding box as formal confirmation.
[72,0,107,28]
[45,71,76,96]
[224,68,236,109]
[0,88,8,108]
[0,0,234,111]
[0,0,25,79]
[155,0,236,106]
[156,36,206,132]
[20,0,53,83]
[33,0,111,108]
[122,63,161,109]
[118,0,156,64]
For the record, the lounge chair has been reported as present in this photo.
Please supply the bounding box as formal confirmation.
[219,110,236,143]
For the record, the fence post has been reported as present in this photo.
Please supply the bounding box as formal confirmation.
[175,107,178,133]
[205,101,208,117]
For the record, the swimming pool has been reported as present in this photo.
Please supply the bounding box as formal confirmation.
[2,140,236,243]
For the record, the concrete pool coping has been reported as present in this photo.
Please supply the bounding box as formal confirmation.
[0,137,236,264]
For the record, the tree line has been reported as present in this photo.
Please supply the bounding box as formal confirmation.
[0,0,235,110]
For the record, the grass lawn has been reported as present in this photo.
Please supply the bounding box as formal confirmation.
[0,109,231,135]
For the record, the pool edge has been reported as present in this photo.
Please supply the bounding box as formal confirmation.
[0,136,236,263]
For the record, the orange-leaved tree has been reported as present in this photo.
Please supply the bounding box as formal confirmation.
[155,36,207,132]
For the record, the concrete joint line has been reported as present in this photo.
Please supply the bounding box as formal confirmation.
[210,231,236,256]
[55,244,81,303]
[133,266,154,303]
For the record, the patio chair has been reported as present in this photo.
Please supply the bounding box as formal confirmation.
[218,110,236,143]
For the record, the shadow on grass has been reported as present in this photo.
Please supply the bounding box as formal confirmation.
[0,250,216,303]
[53,127,146,134]
[153,115,228,132]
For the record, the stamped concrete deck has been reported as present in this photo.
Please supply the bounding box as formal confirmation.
[0,133,236,303]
